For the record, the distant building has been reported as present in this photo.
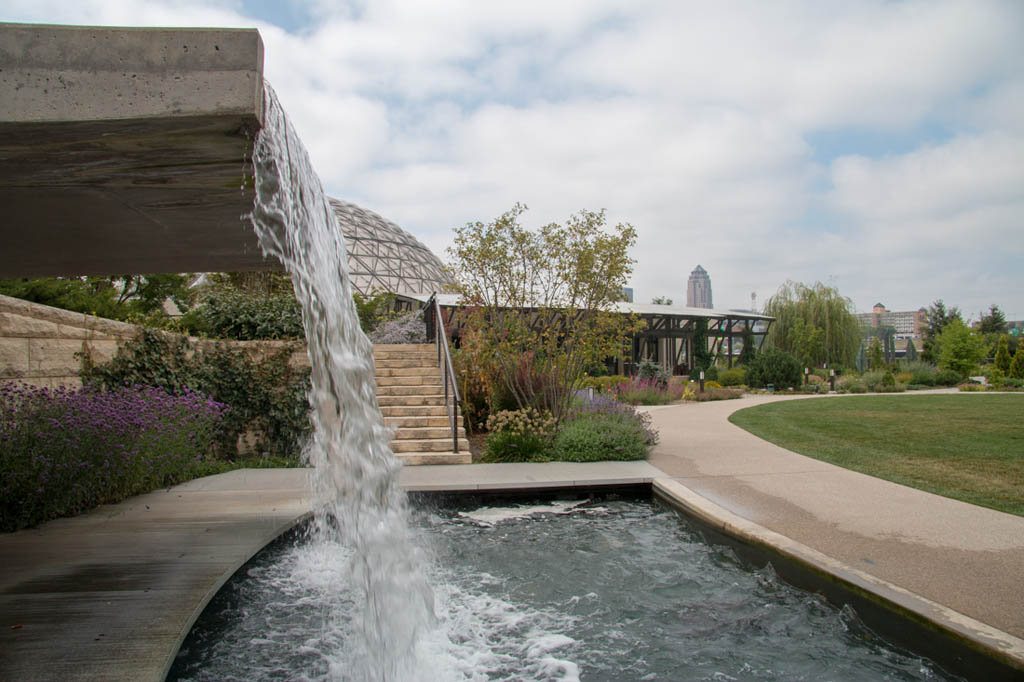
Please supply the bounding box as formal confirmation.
[686,265,713,309]
[856,303,926,339]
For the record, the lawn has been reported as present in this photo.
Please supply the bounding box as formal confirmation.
[728,395,1024,517]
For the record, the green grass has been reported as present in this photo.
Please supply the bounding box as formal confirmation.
[729,395,1024,516]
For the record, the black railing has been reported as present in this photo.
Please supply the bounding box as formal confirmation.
[424,293,461,453]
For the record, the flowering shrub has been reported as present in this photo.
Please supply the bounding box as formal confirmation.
[368,310,427,344]
[80,329,310,458]
[614,377,684,405]
[481,408,557,463]
[552,394,657,462]
[1,383,227,531]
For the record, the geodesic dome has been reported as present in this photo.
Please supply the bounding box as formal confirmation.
[329,198,453,297]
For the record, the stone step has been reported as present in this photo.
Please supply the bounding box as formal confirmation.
[384,415,458,428]
[373,343,434,352]
[374,366,439,377]
[380,404,449,417]
[392,438,467,453]
[395,451,472,465]
[374,357,439,369]
[377,394,447,407]
[392,426,466,441]
[376,385,447,397]
[375,375,444,387]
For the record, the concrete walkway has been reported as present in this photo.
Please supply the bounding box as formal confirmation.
[645,393,1024,639]
[2,395,1023,679]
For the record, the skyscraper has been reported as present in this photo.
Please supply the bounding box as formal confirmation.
[686,265,713,308]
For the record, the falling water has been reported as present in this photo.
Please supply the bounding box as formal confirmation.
[248,83,435,681]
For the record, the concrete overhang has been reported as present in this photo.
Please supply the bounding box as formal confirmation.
[0,22,278,277]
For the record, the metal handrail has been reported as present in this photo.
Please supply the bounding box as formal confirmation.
[425,293,461,453]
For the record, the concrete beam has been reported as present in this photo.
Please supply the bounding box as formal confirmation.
[0,23,277,277]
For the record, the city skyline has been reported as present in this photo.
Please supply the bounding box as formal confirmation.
[4,1,1021,319]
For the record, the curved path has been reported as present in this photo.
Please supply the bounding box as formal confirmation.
[645,393,1024,644]
[2,394,1023,679]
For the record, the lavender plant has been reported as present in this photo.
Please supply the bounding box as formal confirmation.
[1,382,227,531]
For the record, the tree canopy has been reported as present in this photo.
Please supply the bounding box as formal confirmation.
[448,203,641,421]
[936,318,987,378]
[764,281,861,368]
[921,299,962,364]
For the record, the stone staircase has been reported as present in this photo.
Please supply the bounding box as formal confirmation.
[374,343,471,465]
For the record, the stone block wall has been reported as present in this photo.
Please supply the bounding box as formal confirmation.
[0,294,139,388]
[0,294,311,389]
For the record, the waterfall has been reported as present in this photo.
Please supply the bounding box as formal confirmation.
[247,83,435,681]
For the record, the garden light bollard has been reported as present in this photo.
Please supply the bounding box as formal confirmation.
[830,369,836,392]
[699,370,705,393]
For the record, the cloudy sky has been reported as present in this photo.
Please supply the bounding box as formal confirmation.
[5,1,1023,319]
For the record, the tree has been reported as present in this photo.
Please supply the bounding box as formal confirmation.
[651,296,673,305]
[867,337,885,370]
[745,347,802,389]
[1010,346,1024,380]
[904,337,918,362]
[994,335,1012,374]
[449,203,641,422]
[978,304,1007,335]
[0,274,192,321]
[921,300,962,364]
[738,326,757,365]
[764,281,860,368]
[936,318,987,378]
[691,318,712,372]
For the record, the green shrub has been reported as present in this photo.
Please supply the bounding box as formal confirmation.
[552,416,649,461]
[718,367,746,387]
[958,383,986,392]
[745,347,802,389]
[693,387,744,401]
[615,377,683,405]
[579,375,629,392]
[179,289,303,340]
[481,408,557,463]
[551,396,655,462]
[910,369,936,386]
[79,329,311,458]
[933,369,962,387]
[637,359,669,382]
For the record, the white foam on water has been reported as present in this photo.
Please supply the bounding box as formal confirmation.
[458,500,603,526]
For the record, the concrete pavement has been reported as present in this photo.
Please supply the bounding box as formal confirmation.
[2,395,1023,679]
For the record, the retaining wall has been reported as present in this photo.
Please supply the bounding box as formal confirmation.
[0,294,309,389]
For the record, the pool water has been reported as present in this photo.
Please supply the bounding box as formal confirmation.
[169,498,961,681]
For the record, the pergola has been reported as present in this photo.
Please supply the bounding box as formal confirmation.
[401,294,774,375]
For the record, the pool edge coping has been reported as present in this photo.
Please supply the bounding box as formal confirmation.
[651,477,1024,678]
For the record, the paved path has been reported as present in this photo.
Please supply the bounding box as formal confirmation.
[3,395,1023,680]
[645,393,1024,642]
[0,462,660,681]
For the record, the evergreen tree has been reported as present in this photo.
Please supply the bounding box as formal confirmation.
[994,335,1012,374]
[1010,346,1024,379]
[978,304,1008,335]
[738,326,757,365]
[921,299,962,364]
[691,318,712,371]
[904,337,918,362]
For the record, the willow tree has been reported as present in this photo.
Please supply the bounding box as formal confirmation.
[764,281,861,368]
[448,203,641,422]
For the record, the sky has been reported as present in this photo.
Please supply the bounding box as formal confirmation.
[4,0,1023,320]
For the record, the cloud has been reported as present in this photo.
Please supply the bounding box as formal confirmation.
[3,0,1023,317]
